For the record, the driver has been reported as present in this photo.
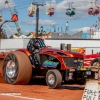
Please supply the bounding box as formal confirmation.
[32,40,41,65]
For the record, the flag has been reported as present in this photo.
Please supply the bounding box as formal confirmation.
[98,17,100,25]
[51,22,55,28]
[61,27,63,34]
[95,21,98,27]
[54,26,56,32]
[65,21,69,32]
[58,27,59,32]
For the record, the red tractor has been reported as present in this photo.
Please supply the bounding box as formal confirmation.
[0,21,91,89]
[1,38,92,89]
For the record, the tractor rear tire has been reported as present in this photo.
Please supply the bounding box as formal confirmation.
[2,51,32,85]
[46,69,62,89]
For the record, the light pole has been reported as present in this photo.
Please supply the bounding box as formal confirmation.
[32,2,45,38]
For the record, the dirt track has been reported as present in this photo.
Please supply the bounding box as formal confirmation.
[0,75,84,100]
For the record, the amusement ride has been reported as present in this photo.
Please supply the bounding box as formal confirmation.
[88,0,99,15]
[5,0,22,35]
[0,0,100,39]
[46,3,54,16]
[28,2,35,17]
[66,2,75,17]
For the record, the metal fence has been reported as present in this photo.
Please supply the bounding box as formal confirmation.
[51,31,84,39]
[49,30,100,39]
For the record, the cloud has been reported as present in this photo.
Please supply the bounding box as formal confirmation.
[71,27,90,34]
[22,30,30,35]
[0,0,15,10]
[22,19,57,26]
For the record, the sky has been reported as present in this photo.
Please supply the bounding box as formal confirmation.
[0,0,100,37]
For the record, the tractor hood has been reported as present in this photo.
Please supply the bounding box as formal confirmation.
[69,51,84,58]
[41,47,84,58]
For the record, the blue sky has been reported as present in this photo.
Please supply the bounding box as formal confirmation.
[0,0,100,37]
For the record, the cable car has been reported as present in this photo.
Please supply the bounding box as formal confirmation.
[88,1,99,15]
[29,2,35,17]
[46,8,54,16]
[66,3,75,17]
[46,3,54,16]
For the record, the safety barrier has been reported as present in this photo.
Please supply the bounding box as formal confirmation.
[82,66,100,100]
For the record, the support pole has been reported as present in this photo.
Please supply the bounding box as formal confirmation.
[32,2,46,38]
[36,5,39,38]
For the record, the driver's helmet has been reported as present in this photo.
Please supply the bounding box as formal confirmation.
[35,40,38,44]
[33,40,39,48]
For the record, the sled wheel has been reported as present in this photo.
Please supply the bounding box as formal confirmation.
[2,51,32,85]
[91,58,100,66]
[46,69,62,89]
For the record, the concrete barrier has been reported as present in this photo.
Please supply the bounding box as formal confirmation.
[82,66,100,100]
[0,39,100,54]
[82,80,100,100]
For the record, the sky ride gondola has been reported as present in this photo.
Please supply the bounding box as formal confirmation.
[66,2,75,17]
[88,0,99,15]
[46,3,54,16]
[28,2,35,17]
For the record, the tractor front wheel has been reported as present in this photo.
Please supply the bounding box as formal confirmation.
[46,69,62,89]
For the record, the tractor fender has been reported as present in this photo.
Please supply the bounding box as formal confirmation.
[16,49,31,56]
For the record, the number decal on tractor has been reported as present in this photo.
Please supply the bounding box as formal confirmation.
[42,60,59,67]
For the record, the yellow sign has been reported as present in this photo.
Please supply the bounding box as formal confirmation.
[80,67,86,70]
[71,48,85,54]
